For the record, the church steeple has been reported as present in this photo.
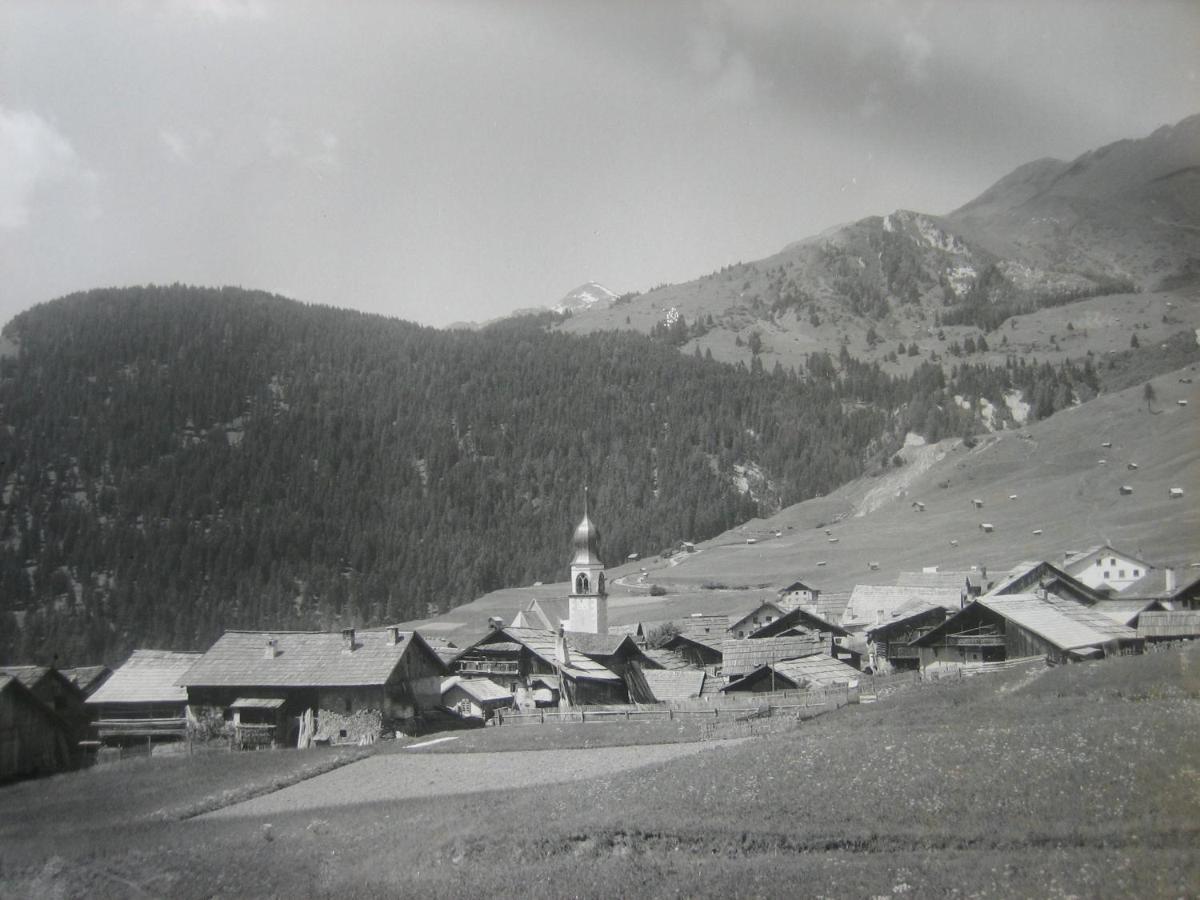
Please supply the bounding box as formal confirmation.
[566,486,607,634]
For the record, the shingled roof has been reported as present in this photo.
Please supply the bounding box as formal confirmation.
[642,669,706,702]
[845,584,964,625]
[178,629,446,689]
[723,653,862,691]
[721,635,825,677]
[441,676,514,704]
[479,627,622,682]
[1137,611,1200,639]
[88,650,202,705]
[918,594,1137,653]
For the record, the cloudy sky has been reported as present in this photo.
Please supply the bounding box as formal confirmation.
[2,1,1197,328]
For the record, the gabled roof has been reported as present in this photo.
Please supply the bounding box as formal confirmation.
[662,631,724,656]
[421,637,462,666]
[476,627,622,682]
[747,605,849,639]
[1121,569,1192,601]
[561,631,633,657]
[722,653,861,692]
[88,650,202,705]
[985,561,1105,604]
[803,591,852,625]
[721,635,826,677]
[728,601,789,634]
[178,629,447,689]
[512,598,571,631]
[60,666,113,696]
[441,676,514,704]
[916,594,1137,653]
[865,602,947,641]
[778,580,818,594]
[0,665,52,691]
[1090,599,1163,627]
[642,669,706,702]
[681,614,733,635]
[1137,611,1200,639]
[1061,545,1152,577]
[844,584,963,625]
[641,648,693,670]
[897,571,981,590]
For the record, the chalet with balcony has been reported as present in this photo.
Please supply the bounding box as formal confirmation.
[865,603,948,672]
[912,593,1141,667]
[454,626,656,707]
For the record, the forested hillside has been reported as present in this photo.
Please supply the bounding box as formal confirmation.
[0,286,1101,665]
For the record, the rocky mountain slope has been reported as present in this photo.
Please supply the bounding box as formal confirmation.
[555,115,1200,371]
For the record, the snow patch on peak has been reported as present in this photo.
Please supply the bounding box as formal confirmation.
[553,282,618,315]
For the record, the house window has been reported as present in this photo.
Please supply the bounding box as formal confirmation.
[1133,569,1140,577]
[1096,560,1102,567]
[766,616,774,623]
[1104,571,1110,579]
[738,630,745,638]
[1119,570,1125,579]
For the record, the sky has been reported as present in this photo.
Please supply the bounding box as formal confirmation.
[1,1,1197,328]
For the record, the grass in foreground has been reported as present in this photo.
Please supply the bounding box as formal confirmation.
[2,645,1198,898]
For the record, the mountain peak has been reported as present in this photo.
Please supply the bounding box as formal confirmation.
[553,282,618,316]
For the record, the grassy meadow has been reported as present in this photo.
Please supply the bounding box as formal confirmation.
[2,643,1197,898]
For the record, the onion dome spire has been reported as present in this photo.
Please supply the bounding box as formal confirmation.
[571,486,602,567]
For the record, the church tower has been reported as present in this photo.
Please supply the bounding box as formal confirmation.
[566,489,607,635]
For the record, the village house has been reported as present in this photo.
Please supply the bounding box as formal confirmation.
[865,602,949,672]
[721,653,862,693]
[777,580,820,607]
[86,650,203,747]
[0,673,73,780]
[1061,545,1154,594]
[912,593,1142,667]
[511,597,571,631]
[179,627,447,747]
[455,626,656,707]
[987,560,1107,604]
[896,568,986,602]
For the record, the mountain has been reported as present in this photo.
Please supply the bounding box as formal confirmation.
[552,282,619,316]
[555,115,1200,369]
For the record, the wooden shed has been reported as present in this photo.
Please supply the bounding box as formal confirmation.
[0,666,91,752]
[721,654,861,693]
[0,674,72,781]
[1136,611,1200,642]
[441,676,514,721]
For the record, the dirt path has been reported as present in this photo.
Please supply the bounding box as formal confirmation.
[199,740,742,820]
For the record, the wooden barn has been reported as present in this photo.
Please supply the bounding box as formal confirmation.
[660,631,724,670]
[0,666,91,752]
[641,669,708,703]
[1136,611,1200,642]
[86,650,202,747]
[179,627,448,747]
[912,593,1141,667]
[0,673,73,781]
[721,653,861,693]
[720,635,826,680]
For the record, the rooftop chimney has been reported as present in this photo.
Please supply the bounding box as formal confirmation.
[1165,568,1176,594]
[341,628,356,652]
[387,626,403,645]
[264,638,279,659]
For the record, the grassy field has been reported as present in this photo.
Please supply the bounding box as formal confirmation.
[1,644,1197,898]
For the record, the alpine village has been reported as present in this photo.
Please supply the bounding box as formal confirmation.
[2,113,1199,895]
